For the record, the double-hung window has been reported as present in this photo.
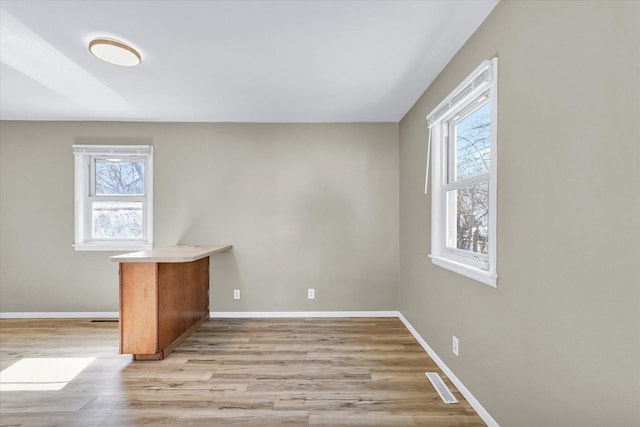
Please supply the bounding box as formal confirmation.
[427,58,497,287]
[73,145,153,251]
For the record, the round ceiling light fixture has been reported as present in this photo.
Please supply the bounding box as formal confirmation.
[89,38,141,67]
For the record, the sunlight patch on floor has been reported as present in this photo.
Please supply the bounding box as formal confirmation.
[0,357,95,391]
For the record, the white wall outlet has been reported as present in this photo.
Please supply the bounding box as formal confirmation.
[307,288,315,300]
[233,289,240,300]
[452,336,459,357]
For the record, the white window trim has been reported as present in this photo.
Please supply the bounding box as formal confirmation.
[73,145,153,252]
[427,58,498,287]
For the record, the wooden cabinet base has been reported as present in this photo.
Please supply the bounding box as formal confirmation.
[132,314,208,361]
[119,257,210,361]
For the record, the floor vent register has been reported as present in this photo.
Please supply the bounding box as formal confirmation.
[425,372,459,404]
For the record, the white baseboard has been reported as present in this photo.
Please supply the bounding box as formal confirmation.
[0,312,119,319]
[210,311,400,318]
[398,313,499,427]
[0,311,398,319]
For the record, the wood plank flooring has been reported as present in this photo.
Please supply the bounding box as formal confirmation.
[0,318,485,426]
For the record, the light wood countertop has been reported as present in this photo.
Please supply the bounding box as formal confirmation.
[110,244,232,263]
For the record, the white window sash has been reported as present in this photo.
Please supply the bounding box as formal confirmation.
[427,58,498,288]
[73,145,153,251]
[90,155,147,198]
[425,60,493,195]
[443,172,490,191]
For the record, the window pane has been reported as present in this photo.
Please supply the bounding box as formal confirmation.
[95,160,144,195]
[446,182,489,254]
[92,201,143,239]
[454,102,491,180]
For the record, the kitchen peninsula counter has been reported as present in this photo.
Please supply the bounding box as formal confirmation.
[111,244,232,360]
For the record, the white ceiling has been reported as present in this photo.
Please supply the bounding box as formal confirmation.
[0,0,498,123]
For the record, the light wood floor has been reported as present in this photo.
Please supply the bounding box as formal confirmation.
[0,317,485,426]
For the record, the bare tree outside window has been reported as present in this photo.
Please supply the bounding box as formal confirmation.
[454,184,488,254]
[454,103,491,180]
[95,160,144,195]
[450,102,491,254]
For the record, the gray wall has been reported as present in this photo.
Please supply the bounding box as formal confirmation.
[0,122,399,312]
[399,1,639,426]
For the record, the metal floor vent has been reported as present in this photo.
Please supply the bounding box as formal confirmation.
[425,372,458,404]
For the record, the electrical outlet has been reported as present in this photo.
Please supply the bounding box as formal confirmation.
[307,288,315,300]
[452,336,459,357]
[233,289,240,300]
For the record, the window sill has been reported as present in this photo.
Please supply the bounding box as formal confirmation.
[73,242,152,252]
[429,254,497,288]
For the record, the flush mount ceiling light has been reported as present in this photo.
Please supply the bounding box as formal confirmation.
[89,38,141,67]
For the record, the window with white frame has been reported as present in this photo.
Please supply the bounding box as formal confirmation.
[427,58,497,287]
[73,145,153,251]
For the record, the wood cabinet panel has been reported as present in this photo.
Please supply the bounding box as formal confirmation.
[119,262,158,355]
[157,257,209,351]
